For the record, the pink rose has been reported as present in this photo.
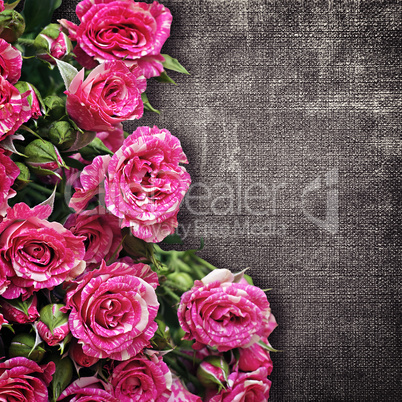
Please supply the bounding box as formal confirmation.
[168,376,201,402]
[0,203,86,300]
[0,357,55,402]
[110,351,172,401]
[205,367,271,402]
[0,38,22,84]
[64,206,123,268]
[68,154,110,213]
[58,376,117,401]
[37,304,70,347]
[23,83,42,120]
[238,337,274,374]
[105,126,191,242]
[177,269,276,352]
[37,320,70,347]
[60,0,172,78]
[0,294,39,323]
[65,60,146,132]
[65,258,159,360]
[69,126,191,243]
[68,339,100,367]
[0,1,4,12]
[0,148,19,216]
[36,24,72,64]
[0,76,31,141]
[96,125,125,153]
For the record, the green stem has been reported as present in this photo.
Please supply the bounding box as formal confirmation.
[171,348,202,365]
[193,255,217,270]
[26,191,46,203]
[17,38,36,47]
[162,287,181,303]
[27,182,61,198]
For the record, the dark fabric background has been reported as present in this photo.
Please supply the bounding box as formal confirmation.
[54,1,400,400]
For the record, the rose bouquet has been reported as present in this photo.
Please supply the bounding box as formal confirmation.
[0,0,277,400]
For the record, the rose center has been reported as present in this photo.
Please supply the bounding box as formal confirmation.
[123,377,147,396]
[20,242,52,266]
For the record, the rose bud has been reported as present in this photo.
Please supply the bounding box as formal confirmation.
[0,10,25,43]
[68,339,99,367]
[48,121,76,150]
[166,272,194,292]
[196,355,229,390]
[15,81,42,119]
[25,139,66,176]
[122,230,154,260]
[37,304,70,346]
[9,333,46,363]
[43,95,65,120]
[0,295,39,323]
[34,23,72,64]
[0,313,7,328]
[13,162,30,190]
[238,338,274,374]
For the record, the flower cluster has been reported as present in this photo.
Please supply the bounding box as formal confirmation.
[0,0,277,401]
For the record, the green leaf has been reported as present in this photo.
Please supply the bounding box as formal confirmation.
[79,137,113,160]
[161,233,183,245]
[29,166,63,180]
[22,0,62,35]
[122,229,154,260]
[161,54,190,75]
[25,139,65,166]
[4,0,22,11]
[54,59,79,90]
[63,156,86,170]
[258,340,281,353]
[141,93,160,114]
[243,273,254,285]
[49,355,73,402]
[62,130,97,152]
[155,71,176,85]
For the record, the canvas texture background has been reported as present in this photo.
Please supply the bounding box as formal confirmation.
[54,1,401,400]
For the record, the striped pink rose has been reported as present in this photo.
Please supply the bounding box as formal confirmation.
[65,258,159,360]
[105,126,191,243]
[64,206,123,269]
[168,375,202,402]
[0,38,22,84]
[0,203,86,300]
[66,60,145,132]
[60,0,172,78]
[0,76,31,141]
[0,148,19,217]
[70,126,191,242]
[0,357,55,402]
[58,376,117,401]
[205,367,271,402]
[110,351,172,401]
[178,269,276,352]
